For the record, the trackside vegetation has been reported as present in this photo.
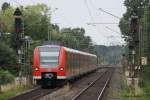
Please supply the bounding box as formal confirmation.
[119,0,150,99]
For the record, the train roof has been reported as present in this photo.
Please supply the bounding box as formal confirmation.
[63,47,96,57]
[38,45,60,48]
[37,45,97,57]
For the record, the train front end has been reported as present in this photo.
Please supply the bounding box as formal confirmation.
[32,45,66,88]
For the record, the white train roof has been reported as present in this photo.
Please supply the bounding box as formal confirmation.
[38,45,97,57]
[38,45,60,48]
[63,47,96,57]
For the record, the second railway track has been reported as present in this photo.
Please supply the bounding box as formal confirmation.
[9,86,59,100]
[72,68,114,100]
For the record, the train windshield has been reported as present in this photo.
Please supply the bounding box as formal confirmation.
[39,46,60,68]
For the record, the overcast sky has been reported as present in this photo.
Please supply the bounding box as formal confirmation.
[0,0,126,45]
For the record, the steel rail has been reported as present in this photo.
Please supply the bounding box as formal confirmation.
[97,69,114,100]
[71,69,109,100]
[9,86,59,100]
[29,87,59,100]
[8,86,40,100]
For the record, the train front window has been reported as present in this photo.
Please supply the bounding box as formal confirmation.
[39,46,60,68]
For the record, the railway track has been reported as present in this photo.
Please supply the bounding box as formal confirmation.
[8,67,111,100]
[8,86,59,100]
[72,68,114,100]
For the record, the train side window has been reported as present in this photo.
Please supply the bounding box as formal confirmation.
[80,55,82,67]
[75,54,77,67]
[67,52,70,67]
[82,55,83,66]
[82,55,84,66]
[74,53,76,68]
[72,53,74,68]
[71,53,73,68]
[83,55,85,66]
[78,54,80,67]
[74,54,76,68]
[75,54,77,68]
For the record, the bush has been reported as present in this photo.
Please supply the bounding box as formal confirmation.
[0,42,18,75]
[0,70,15,85]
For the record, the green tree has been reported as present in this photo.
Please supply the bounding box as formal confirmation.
[1,2,10,11]
[0,3,50,46]
[119,0,149,38]
[0,5,14,34]
[23,4,50,40]
[0,42,18,75]
[60,27,93,51]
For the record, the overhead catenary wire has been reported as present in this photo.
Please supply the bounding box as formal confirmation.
[105,26,121,35]
[56,11,73,26]
[84,0,123,46]
[89,0,98,10]
[30,0,35,4]
[84,0,95,21]
[86,0,123,44]
[87,0,120,22]
[105,35,124,46]
[104,26,125,44]
[84,0,113,45]
[84,0,111,46]
[98,8,121,20]
[12,0,22,6]
[84,0,103,38]
[87,22,118,25]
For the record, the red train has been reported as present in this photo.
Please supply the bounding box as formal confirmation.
[32,45,98,88]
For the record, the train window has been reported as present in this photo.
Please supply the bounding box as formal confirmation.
[73,53,75,68]
[81,55,83,66]
[39,46,60,68]
[75,54,78,67]
[78,54,80,67]
[77,54,79,67]
[71,53,74,74]
[67,52,70,67]
[74,54,76,67]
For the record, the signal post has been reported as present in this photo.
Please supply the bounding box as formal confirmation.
[127,13,144,95]
[13,8,24,85]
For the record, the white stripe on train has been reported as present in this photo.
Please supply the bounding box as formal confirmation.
[33,76,66,79]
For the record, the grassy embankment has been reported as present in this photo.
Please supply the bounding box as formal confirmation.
[122,67,150,100]
[0,85,33,100]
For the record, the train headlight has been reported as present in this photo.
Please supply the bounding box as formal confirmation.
[59,67,64,71]
[35,68,39,71]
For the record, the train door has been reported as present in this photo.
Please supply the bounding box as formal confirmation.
[71,52,74,77]
[66,51,70,78]
[78,54,80,76]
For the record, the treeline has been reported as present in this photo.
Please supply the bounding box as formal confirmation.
[119,0,150,54]
[119,1,150,65]
[119,0,149,37]
[94,45,124,64]
[0,2,97,76]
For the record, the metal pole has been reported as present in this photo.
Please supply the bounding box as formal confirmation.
[48,24,49,41]
[47,8,58,42]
